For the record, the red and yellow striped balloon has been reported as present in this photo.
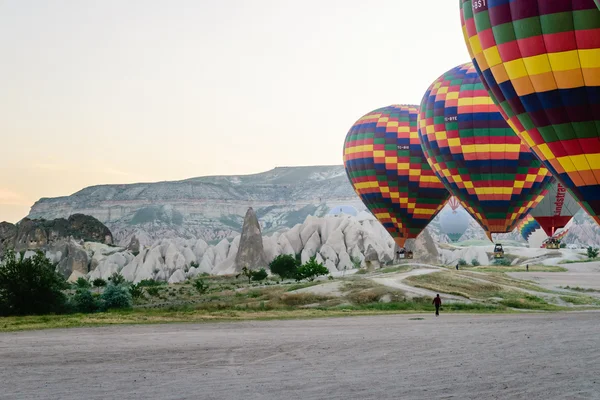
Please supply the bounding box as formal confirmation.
[343,105,450,247]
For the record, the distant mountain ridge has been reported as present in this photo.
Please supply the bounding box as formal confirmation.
[28,166,365,246]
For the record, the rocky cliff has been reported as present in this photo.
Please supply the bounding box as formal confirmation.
[27,166,364,245]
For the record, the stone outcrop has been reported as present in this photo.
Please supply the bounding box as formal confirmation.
[234,208,267,271]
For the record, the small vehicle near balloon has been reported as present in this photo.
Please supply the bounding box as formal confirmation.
[543,238,561,250]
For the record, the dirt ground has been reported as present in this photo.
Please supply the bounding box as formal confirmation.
[510,261,600,291]
[1,312,599,400]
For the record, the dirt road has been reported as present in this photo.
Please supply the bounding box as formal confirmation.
[1,312,599,399]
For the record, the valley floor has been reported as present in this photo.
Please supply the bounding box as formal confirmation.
[1,312,599,399]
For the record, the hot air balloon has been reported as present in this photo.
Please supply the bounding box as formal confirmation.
[439,207,470,242]
[460,0,600,227]
[418,63,553,240]
[448,196,462,212]
[529,178,580,236]
[343,105,450,248]
[517,215,542,242]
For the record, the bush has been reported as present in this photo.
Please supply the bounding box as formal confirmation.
[471,258,481,267]
[0,249,68,316]
[146,287,160,297]
[138,279,164,287]
[586,246,599,259]
[76,277,91,289]
[129,283,144,300]
[492,258,512,266]
[107,272,126,286]
[296,257,329,282]
[101,283,132,310]
[458,259,467,266]
[71,288,100,313]
[269,255,298,280]
[251,268,268,282]
[194,278,209,294]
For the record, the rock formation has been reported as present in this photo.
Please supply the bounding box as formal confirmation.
[234,208,267,271]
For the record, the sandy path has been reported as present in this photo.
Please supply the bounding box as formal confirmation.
[370,267,470,302]
[509,261,600,292]
[1,313,599,399]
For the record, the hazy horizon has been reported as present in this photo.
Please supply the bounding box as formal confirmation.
[0,0,469,223]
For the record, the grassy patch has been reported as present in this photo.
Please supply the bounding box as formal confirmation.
[559,258,596,264]
[559,295,600,306]
[405,271,500,299]
[559,286,600,293]
[376,265,414,274]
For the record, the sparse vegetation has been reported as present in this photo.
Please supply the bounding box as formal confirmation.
[193,278,209,294]
[107,272,126,286]
[92,278,107,292]
[471,258,480,267]
[559,286,600,293]
[251,268,268,282]
[492,258,512,266]
[458,259,467,267]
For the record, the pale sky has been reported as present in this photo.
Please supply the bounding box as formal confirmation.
[0,0,469,223]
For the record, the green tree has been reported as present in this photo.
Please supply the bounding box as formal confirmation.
[0,249,68,316]
[92,278,107,293]
[251,268,268,282]
[587,246,599,259]
[108,272,126,286]
[471,258,480,267]
[269,255,298,280]
[296,257,329,282]
[76,277,91,289]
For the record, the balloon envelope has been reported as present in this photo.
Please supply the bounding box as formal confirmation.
[529,178,579,236]
[418,63,553,239]
[517,215,542,242]
[343,105,450,247]
[460,0,600,226]
[439,207,470,242]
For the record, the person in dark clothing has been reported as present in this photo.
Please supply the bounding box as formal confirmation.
[456,263,459,270]
[433,294,442,316]
[526,264,529,272]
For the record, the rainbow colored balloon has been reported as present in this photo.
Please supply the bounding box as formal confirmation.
[517,215,541,242]
[460,0,600,226]
[343,105,450,247]
[418,63,553,239]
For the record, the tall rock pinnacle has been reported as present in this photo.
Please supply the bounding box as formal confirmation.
[234,207,267,271]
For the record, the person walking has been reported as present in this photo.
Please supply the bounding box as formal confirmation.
[456,262,459,270]
[526,264,529,272]
[433,294,442,316]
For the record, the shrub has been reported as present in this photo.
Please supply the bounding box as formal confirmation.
[0,249,68,316]
[107,272,126,286]
[296,257,329,282]
[279,293,331,306]
[471,258,481,267]
[129,283,144,300]
[146,287,160,297]
[269,255,298,279]
[194,278,209,294]
[458,259,467,266]
[350,257,362,269]
[492,258,512,266]
[101,283,132,310]
[138,279,163,287]
[71,288,100,313]
[251,268,268,282]
[586,246,599,259]
[76,277,91,289]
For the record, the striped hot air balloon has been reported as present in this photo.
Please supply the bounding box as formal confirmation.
[417,63,553,240]
[517,214,542,242]
[343,105,450,247]
[460,0,600,227]
[529,178,580,236]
